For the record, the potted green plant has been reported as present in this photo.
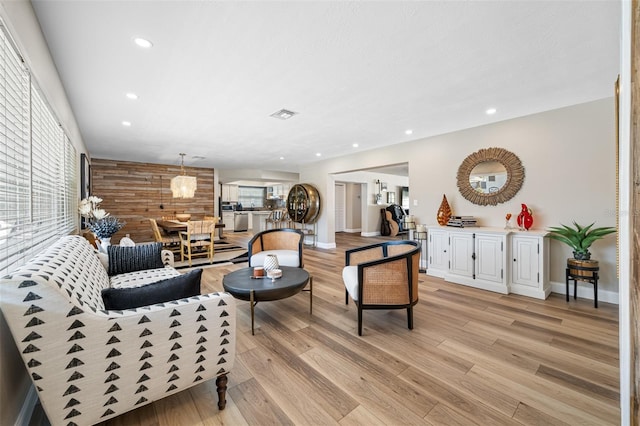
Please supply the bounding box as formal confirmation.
[547,221,616,277]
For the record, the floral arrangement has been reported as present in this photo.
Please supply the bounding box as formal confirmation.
[79,196,125,239]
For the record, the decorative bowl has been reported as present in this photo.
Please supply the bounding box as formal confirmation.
[267,268,282,280]
[176,213,191,222]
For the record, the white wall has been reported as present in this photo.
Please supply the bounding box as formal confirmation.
[301,98,618,296]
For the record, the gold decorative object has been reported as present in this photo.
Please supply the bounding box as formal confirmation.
[286,183,321,224]
[456,147,524,206]
[436,194,452,225]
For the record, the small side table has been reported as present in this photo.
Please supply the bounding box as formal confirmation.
[402,219,415,240]
[565,260,599,308]
[414,230,427,273]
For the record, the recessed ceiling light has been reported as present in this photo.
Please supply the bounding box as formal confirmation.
[279,156,285,160]
[352,143,359,148]
[133,37,153,48]
[126,93,138,100]
[405,129,413,135]
[486,108,497,115]
[122,121,131,127]
[315,153,322,157]
[270,109,297,120]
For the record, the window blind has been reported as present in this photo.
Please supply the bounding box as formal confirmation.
[238,186,266,208]
[0,23,78,275]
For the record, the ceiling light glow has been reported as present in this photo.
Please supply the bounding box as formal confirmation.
[134,37,153,48]
[279,156,285,160]
[352,143,359,148]
[315,153,322,157]
[486,108,497,115]
[126,93,138,100]
[122,121,131,127]
[405,129,413,135]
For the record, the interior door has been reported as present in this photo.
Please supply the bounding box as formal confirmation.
[335,183,346,232]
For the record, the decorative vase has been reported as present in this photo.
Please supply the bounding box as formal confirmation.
[263,254,280,271]
[516,204,533,230]
[504,213,513,230]
[436,195,452,226]
[98,237,111,254]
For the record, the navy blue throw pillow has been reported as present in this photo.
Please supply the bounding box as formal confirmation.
[107,242,164,276]
[102,269,203,310]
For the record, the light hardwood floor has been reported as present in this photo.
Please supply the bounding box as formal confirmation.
[32,231,620,425]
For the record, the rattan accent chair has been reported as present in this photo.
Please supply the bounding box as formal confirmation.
[248,228,304,268]
[342,240,421,336]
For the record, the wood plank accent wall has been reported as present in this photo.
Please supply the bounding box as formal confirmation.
[90,158,215,244]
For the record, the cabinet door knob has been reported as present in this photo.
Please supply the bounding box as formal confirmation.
[513,258,517,262]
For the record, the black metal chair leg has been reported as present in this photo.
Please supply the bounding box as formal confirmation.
[357,305,363,336]
[594,274,599,308]
[407,306,413,330]
[565,270,570,302]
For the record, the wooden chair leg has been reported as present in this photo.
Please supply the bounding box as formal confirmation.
[216,373,228,410]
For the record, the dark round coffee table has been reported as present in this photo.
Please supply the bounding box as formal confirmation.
[222,266,312,335]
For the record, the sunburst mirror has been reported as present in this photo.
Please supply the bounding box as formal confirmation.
[456,147,525,206]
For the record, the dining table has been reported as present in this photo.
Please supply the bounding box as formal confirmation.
[157,219,226,239]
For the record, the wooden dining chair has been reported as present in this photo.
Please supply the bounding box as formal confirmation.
[179,219,218,266]
[149,218,180,252]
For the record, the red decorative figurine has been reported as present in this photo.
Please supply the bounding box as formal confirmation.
[517,204,534,230]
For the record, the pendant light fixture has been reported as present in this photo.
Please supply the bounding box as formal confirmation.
[171,153,197,198]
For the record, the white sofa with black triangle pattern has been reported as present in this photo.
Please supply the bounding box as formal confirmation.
[0,235,235,425]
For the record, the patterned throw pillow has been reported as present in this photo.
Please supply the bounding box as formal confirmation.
[101,268,203,310]
[107,242,164,276]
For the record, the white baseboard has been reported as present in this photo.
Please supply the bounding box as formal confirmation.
[316,241,336,249]
[549,280,619,305]
[15,384,37,426]
[343,228,362,233]
[361,231,381,237]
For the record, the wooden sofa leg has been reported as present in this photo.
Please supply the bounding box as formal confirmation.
[216,373,228,410]
[407,306,414,330]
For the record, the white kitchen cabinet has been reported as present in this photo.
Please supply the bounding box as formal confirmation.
[510,231,550,299]
[427,228,448,278]
[222,212,235,231]
[221,184,238,202]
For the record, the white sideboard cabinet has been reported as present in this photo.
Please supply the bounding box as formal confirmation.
[509,231,550,299]
[426,226,549,299]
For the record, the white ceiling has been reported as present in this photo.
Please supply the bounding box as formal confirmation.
[31,1,620,173]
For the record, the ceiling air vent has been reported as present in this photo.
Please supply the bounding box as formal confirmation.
[270,109,298,120]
